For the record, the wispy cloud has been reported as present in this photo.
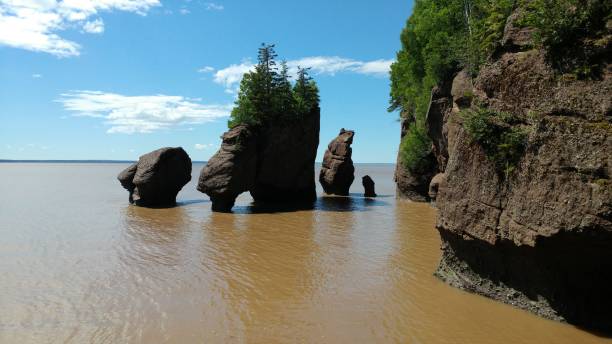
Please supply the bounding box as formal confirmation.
[210,61,254,93]
[31,73,43,78]
[205,56,392,93]
[82,18,104,34]
[194,143,215,150]
[0,0,160,57]
[198,66,215,73]
[58,91,231,134]
[179,8,190,15]
[204,3,224,11]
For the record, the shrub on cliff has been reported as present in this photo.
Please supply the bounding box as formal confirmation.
[228,44,320,128]
[389,0,515,171]
[519,0,611,79]
[462,107,529,179]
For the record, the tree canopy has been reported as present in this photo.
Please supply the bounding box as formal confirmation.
[228,44,320,128]
[389,0,515,171]
[390,0,609,171]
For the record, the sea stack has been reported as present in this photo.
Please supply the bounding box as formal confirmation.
[319,128,355,196]
[362,175,376,197]
[117,147,192,207]
[198,108,320,212]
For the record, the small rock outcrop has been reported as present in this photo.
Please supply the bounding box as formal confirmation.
[428,173,446,201]
[319,129,355,196]
[118,147,192,207]
[198,108,320,212]
[362,175,376,197]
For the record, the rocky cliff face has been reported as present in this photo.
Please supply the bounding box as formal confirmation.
[395,11,612,331]
[198,108,320,212]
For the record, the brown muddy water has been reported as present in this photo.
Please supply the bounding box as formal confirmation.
[0,163,609,343]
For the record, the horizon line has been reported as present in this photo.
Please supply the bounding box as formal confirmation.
[0,159,395,164]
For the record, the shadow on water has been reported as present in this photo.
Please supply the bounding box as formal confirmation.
[129,198,209,209]
[229,195,389,214]
[177,199,209,206]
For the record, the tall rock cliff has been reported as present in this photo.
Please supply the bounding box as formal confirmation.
[395,9,612,331]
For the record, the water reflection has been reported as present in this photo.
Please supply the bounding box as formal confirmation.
[202,210,321,340]
[120,205,189,268]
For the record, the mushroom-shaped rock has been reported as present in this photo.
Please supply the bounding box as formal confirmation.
[117,147,192,207]
[197,124,257,212]
[362,175,376,197]
[319,129,355,196]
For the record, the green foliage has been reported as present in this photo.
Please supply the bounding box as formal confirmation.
[228,44,320,128]
[389,0,515,170]
[519,0,611,78]
[399,122,434,172]
[293,67,320,117]
[462,107,529,178]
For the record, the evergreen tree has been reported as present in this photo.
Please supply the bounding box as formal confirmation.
[274,61,296,120]
[293,67,319,115]
[228,44,320,128]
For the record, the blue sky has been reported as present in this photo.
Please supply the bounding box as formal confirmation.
[0,0,413,162]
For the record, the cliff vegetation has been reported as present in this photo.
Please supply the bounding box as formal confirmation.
[390,0,610,171]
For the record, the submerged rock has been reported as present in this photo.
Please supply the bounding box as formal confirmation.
[362,175,376,197]
[319,129,355,196]
[117,147,192,207]
[198,108,320,212]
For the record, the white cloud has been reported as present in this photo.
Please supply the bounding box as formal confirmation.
[198,66,215,73]
[353,59,394,75]
[82,18,104,33]
[179,8,190,15]
[58,91,231,134]
[211,61,254,93]
[194,143,214,150]
[0,0,160,57]
[211,56,392,93]
[32,73,43,78]
[204,3,224,11]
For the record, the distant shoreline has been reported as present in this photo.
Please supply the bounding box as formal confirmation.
[0,159,394,165]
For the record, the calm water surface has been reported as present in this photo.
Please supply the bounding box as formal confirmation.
[0,163,609,343]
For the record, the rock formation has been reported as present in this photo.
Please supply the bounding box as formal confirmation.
[362,175,376,197]
[198,108,320,212]
[319,129,355,196]
[118,147,192,207]
[394,8,612,332]
[197,125,257,212]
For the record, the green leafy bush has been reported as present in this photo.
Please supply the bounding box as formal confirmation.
[519,0,611,78]
[462,107,529,178]
[399,123,434,172]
